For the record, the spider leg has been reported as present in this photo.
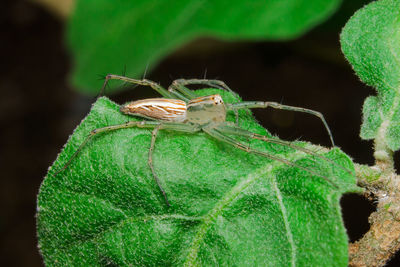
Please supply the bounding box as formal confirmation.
[216,124,353,177]
[169,79,246,125]
[99,74,182,100]
[53,121,160,178]
[167,79,198,99]
[147,123,201,207]
[168,79,238,99]
[203,126,339,189]
[53,120,200,206]
[149,125,170,206]
[228,101,335,147]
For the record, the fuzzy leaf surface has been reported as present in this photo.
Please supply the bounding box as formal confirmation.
[67,0,342,94]
[37,89,358,266]
[340,0,400,151]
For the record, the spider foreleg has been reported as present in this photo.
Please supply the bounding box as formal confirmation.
[228,101,335,147]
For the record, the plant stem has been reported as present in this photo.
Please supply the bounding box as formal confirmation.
[349,138,400,267]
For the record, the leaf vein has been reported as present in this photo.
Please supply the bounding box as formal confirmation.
[272,177,296,267]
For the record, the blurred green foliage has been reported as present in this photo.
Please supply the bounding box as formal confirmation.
[67,0,343,94]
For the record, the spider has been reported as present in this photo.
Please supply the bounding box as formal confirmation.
[54,74,350,207]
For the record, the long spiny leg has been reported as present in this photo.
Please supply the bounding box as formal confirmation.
[169,79,239,98]
[169,79,246,124]
[203,127,339,189]
[168,79,235,99]
[52,121,195,176]
[52,120,162,178]
[228,101,335,147]
[99,74,178,99]
[216,124,353,177]
[149,125,170,206]
[53,120,200,205]
[145,122,200,206]
[167,79,197,99]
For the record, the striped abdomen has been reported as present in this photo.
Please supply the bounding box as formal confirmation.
[120,98,187,122]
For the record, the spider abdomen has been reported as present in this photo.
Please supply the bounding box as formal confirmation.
[120,98,187,122]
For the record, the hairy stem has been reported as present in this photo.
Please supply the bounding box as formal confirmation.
[349,138,399,267]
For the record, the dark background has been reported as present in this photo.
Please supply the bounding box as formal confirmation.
[1,1,399,266]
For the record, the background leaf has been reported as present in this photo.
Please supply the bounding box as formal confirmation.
[37,88,358,266]
[340,0,400,151]
[67,0,342,94]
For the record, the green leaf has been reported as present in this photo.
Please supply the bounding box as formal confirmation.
[340,0,400,151]
[37,88,358,266]
[67,0,342,94]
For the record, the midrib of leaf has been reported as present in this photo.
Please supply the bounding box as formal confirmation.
[183,161,297,267]
[272,176,296,267]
